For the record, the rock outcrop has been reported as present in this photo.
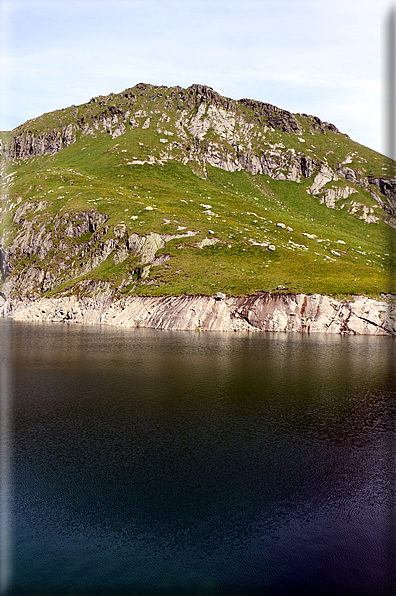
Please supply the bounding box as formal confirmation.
[0,201,199,300]
[0,84,341,183]
[1,82,394,219]
[1,292,394,336]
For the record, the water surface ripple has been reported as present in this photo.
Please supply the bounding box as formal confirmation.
[1,321,395,595]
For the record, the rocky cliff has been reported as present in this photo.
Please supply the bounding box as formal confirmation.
[1,292,394,335]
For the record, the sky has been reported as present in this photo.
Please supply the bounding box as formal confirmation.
[0,0,394,155]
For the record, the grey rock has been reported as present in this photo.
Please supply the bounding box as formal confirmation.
[114,224,126,238]
[197,237,219,248]
[301,155,314,178]
[307,164,338,195]
[62,123,76,146]
[320,186,357,209]
[112,123,126,139]
[2,293,395,336]
[238,98,303,134]
[114,246,129,265]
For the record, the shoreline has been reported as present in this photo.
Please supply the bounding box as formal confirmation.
[1,292,395,335]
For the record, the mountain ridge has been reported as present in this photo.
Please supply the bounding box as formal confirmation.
[0,82,395,313]
[1,82,394,216]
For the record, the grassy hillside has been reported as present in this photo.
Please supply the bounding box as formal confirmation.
[1,83,395,300]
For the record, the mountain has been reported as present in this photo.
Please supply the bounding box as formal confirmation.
[0,82,395,305]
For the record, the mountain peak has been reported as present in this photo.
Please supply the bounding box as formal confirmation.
[0,82,395,302]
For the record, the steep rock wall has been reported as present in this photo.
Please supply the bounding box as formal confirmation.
[1,292,394,336]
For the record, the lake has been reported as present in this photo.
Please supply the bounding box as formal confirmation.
[0,320,395,595]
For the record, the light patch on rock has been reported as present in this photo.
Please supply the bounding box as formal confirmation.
[249,239,269,247]
[246,211,266,221]
[112,123,126,139]
[197,237,219,248]
[152,254,170,267]
[127,230,198,277]
[320,186,357,209]
[114,246,128,264]
[113,224,126,238]
[307,164,338,195]
[289,240,308,251]
[349,202,379,223]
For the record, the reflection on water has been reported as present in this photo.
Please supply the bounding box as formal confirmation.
[0,322,12,595]
[0,320,395,594]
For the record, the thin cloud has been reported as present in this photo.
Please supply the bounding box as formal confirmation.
[0,0,392,152]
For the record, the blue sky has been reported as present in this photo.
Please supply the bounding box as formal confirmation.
[0,0,393,154]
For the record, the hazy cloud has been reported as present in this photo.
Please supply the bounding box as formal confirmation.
[0,0,393,153]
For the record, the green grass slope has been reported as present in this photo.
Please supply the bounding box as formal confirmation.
[1,83,395,300]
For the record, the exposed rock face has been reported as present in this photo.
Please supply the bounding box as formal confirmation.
[0,207,112,298]
[126,230,197,278]
[320,186,357,209]
[1,293,394,336]
[0,202,199,299]
[368,176,396,216]
[1,82,394,220]
[61,210,108,238]
[0,84,340,186]
[7,130,62,159]
[238,98,303,134]
[2,124,77,160]
[301,156,315,178]
[307,163,338,195]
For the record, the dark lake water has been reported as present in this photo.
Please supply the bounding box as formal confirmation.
[0,320,395,595]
